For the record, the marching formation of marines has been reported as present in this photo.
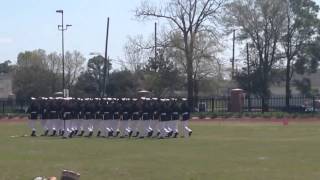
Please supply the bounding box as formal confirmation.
[27,97,193,139]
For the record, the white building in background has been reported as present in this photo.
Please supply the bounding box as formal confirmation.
[270,72,320,96]
[0,73,13,100]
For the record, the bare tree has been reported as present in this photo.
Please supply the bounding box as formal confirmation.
[136,0,226,108]
[123,35,151,72]
[47,52,62,74]
[64,50,86,90]
[46,52,62,92]
[167,30,223,99]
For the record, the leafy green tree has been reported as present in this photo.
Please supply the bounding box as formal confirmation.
[0,60,12,74]
[108,70,139,97]
[226,0,287,112]
[13,49,86,100]
[73,71,98,97]
[294,78,319,97]
[73,55,111,97]
[144,49,182,96]
[13,50,56,100]
[282,0,320,108]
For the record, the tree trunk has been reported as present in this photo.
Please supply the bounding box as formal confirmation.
[184,31,194,111]
[261,66,269,112]
[285,58,291,109]
[187,55,194,111]
[194,79,199,110]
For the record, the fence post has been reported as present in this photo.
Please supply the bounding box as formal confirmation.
[227,96,230,112]
[211,98,214,112]
[313,96,316,113]
[248,95,251,112]
[2,102,4,114]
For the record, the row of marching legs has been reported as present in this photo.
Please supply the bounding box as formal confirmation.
[28,119,192,139]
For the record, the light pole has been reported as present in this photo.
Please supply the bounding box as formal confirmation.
[56,10,72,97]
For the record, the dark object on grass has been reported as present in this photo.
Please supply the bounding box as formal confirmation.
[85,131,93,137]
[96,131,101,137]
[147,131,153,137]
[173,132,178,138]
[50,130,57,136]
[78,130,84,137]
[60,170,80,180]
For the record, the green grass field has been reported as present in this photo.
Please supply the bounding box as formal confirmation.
[1,120,320,180]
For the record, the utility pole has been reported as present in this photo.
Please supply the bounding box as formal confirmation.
[155,22,157,62]
[232,29,235,79]
[103,17,110,97]
[56,10,72,97]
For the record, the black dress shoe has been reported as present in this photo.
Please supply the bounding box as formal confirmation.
[108,131,113,137]
[128,131,133,137]
[78,130,84,137]
[147,131,153,137]
[84,131,93,137]
[114,131,120,137]
[88,131,93,137]
[50,130,57,136]
[68,131,74,138]
[41,130,48,136]
[173,132,178,138]
[133,131,139,137]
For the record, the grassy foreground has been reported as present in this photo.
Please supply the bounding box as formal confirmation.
[1,121,320,180]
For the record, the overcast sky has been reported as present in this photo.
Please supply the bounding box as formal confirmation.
[1,0,320,69]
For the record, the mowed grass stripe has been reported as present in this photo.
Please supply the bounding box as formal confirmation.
[1,121,320,180]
